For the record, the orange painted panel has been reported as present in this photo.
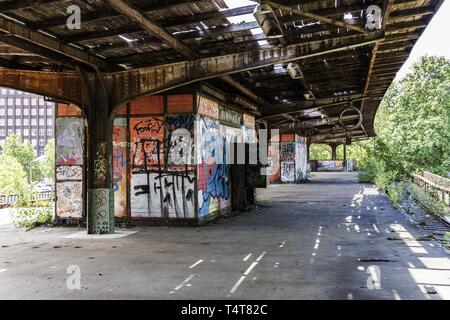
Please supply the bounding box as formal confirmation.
[281,134,295,142]
[130,96,163,115]
[57,103,82,117]
[167,94,193,113]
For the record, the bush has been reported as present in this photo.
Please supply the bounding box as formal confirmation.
[13,207,54,230]
[386,182,404,206]
[358,157,380,183]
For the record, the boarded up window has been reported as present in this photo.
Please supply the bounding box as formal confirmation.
[130,96,163,115]
[167,94,193,113]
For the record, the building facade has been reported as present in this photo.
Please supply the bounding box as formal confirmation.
[0,88,55,155]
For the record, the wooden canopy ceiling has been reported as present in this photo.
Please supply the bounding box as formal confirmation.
[0,0,444,143]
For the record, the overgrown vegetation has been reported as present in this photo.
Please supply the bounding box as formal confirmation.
[358,56,450,209]
[13,207,54,230]
[0,134,55,229]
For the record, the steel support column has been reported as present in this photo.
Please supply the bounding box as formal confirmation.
[86,76,115,234]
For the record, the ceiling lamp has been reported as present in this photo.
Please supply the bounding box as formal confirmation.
[253,4,284,38]
[287,62,302,79]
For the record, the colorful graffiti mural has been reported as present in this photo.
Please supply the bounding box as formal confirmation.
[113,118,127,217]
[295,141,308,181]
[196,115,234,217]
[129,114,196,218]
[56,118,83,165]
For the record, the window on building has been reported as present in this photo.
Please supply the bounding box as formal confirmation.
[39,140,46,146]
[7,108,13,116]
[15,129,20,136]
[31,99,37,106]
[31,129,37,136]
[47,108,52,116]
[16,91,22,95]
[15,98,21,106]
[47,129,52,136]
[39,99,45,106]
[31,119,37,126]
[15,119,21,126]
[39,129,45,136]
[0,98,5,106]
[31,108,37,116]
[38,149,44,156]
[39,119,44,126]
[7,98,13,106]
[47,119,52,126]
[23,98,29,106]
[7,119,13,126]
[15,108,21,116]
[31,139,37,146]
[0,119,4,126]
[0,108,4,116]
[1,89,7,95]
[8,90,15,95]
[23,108,29,116]
[23,119,29,126]
[8,129,13,135]
[23,129,29,136]
[39,108,45,116]
[0,129,5,136]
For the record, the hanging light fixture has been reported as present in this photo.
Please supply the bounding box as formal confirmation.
[253,3,284,38]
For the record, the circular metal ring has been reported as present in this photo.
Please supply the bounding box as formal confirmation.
[339,106,363,131]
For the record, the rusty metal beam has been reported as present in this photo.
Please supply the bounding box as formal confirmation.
[0,69,83,106]
[0,16,111,71]
[109,31,384,106]
[104,0,195,59]
[221,75,272,108]
[264,1,369,35]
[261,94,369,119]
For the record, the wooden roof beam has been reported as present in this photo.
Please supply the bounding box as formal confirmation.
[103,0,194,58]
[0,0,60,11]
[109,31,384,106]
[221,75,272,108]
[0,17,111,71]
[264,1,369,35]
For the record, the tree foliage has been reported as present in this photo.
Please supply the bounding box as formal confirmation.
[2,134,41,181]
[0,154,30,197]
[40,138,55,182]
[372,55,450,179]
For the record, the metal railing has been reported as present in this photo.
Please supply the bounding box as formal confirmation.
[0,191,54,207]
[411,171,450,207]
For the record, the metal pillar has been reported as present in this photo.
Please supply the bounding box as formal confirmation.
[343,142,347,172]
[330,143,338,160]
[86,76,115,234]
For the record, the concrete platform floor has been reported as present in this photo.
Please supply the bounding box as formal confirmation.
[0,172,449,300]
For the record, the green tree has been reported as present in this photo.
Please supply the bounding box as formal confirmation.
[0,154,30,198]
[372,55,450,179]
[2,134,41,182]
[40,139,55,182]
[309,144,331,160]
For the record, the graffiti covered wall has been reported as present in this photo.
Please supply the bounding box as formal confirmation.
[269,134,307,184]
[128,109,196,218]
[55,111,84,219]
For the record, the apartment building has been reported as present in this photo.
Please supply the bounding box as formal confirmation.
[0,88,55,156]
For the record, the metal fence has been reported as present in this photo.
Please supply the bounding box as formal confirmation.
[0,191,54,207]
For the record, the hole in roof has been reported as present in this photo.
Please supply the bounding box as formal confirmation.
[223,0,268,47]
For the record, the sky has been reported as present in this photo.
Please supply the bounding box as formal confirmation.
[222,0,450,80]
[395,0,450,79]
